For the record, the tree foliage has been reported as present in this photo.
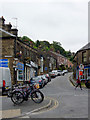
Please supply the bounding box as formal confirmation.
[21,36,74,62]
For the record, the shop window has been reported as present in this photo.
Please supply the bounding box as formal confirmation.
[27,50,29,56]
[82,51,87,63]
[17,70,24,81]
[27,68,30,80]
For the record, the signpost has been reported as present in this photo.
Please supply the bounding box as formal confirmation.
[79,70,83,76]
[79,64,84,80]
[79,64,84,70]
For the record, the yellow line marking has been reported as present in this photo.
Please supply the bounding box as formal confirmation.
[0,96,7,97]
[26,99,52,115]
[31,97,59,115]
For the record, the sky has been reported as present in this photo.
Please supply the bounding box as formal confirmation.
[0,0,89,52]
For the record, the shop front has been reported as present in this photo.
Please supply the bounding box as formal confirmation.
[30,61,38,77]
[76,65,90,80]
[16,62,24,81]
[25,63,31,81]
[25,61,38,81]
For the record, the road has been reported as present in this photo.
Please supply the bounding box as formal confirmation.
[1,72,88,119]
[30,72,88,118]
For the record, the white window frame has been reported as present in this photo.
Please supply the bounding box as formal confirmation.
[17,69,24,81]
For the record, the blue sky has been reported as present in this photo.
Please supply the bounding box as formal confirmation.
[0,0,89,52]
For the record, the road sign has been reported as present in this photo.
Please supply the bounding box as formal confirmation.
[79,64,84,70]
[79,70,83,76]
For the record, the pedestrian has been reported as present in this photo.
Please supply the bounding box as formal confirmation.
[75,76,82,90]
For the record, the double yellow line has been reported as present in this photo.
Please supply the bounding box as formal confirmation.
[31,96,59,115]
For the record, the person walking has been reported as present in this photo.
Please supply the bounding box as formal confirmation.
[75,76,82,90]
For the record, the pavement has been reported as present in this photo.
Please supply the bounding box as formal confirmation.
[0,94,58,119]
[69,74,87,88]
[69,74,76,86]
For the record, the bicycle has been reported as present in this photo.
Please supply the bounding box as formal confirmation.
[10,82,44,105]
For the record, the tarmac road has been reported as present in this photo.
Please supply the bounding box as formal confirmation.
[0,72,89,119]
[29,72,88,118]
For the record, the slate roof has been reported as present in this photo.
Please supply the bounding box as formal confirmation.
[79,42,90,51]
[73,42,90,58]
[0,28,16,37]
[50,51,66,59]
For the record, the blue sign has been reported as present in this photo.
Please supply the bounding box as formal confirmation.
[45,67,47,71]
[0,59,8,67]
[17,62,24,70]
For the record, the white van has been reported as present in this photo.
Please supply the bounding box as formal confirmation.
[0,67,11,93]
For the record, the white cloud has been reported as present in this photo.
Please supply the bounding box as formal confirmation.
[0,0,88,52]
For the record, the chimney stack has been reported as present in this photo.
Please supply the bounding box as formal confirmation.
[5,22,12,31]
[0,16,5,28]
[0,16,18,36]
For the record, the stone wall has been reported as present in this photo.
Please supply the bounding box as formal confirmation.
[2,38,15,84]
[2,38,14,57]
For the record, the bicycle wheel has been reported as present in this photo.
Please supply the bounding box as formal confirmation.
[31,90,44,103]
[11,91,24,105]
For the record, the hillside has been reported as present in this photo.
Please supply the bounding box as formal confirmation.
[21,36,75,62]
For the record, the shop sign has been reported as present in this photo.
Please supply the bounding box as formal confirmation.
[17,62,24,70]
[26,63,31,67]
[45,67,47,71]
[0,59,9,67]
[30,61,38,68]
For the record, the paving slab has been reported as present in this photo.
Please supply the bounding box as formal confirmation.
[1,96,51,118]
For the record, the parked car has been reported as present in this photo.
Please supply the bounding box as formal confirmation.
[45,74,51,82]
[41,75,48,85]
[49,72,56,78]
[62,70,68,75]
[31,76,44,88]
[63,70,68,73]
[57,70,62,76]
[52,70,58,76]
[61,71,65,76]
[85,77,90,88]
[0,67,11,95]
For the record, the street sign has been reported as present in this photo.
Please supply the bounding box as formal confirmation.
[0,59,9,67]
[79,70,83,76]
[45,67,47,71]
[79,64,84,70]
